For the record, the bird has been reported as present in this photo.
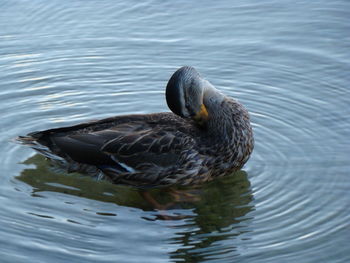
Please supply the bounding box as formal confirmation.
[17,66,254,188]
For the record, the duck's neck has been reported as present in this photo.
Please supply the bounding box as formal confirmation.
[202,80,225,107]
[201,80,247,142]
[199,80,254,163]
[202,80,227,132]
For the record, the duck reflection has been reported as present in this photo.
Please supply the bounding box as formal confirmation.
[17,154,254,260]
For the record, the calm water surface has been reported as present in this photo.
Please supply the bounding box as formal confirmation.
[1,0,349,262]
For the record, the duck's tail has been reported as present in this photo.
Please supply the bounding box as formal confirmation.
[16,135,39,146]
[15,135,103,178]
[15,135,65,163]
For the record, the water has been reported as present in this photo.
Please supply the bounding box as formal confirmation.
[1,0,349,262]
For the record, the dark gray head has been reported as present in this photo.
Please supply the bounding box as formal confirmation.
[166,66,207,121]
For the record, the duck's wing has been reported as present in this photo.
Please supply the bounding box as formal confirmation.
[100,126,189,168]
[98,126,198,186]
[19,113,196,179]
[18,114,154,167]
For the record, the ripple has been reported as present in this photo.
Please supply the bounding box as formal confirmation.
[237,55,350,261]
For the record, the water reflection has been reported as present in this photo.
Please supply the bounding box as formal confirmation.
[168,172,253,262]
[17,154,254,261]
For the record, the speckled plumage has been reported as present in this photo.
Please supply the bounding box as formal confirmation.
[17,67,254,188]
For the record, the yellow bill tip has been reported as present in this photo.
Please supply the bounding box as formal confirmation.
[193,104,209,124]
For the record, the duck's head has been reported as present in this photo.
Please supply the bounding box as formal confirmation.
[166,66,209,125]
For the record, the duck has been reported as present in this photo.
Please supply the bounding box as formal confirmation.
[17,66,254,188]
